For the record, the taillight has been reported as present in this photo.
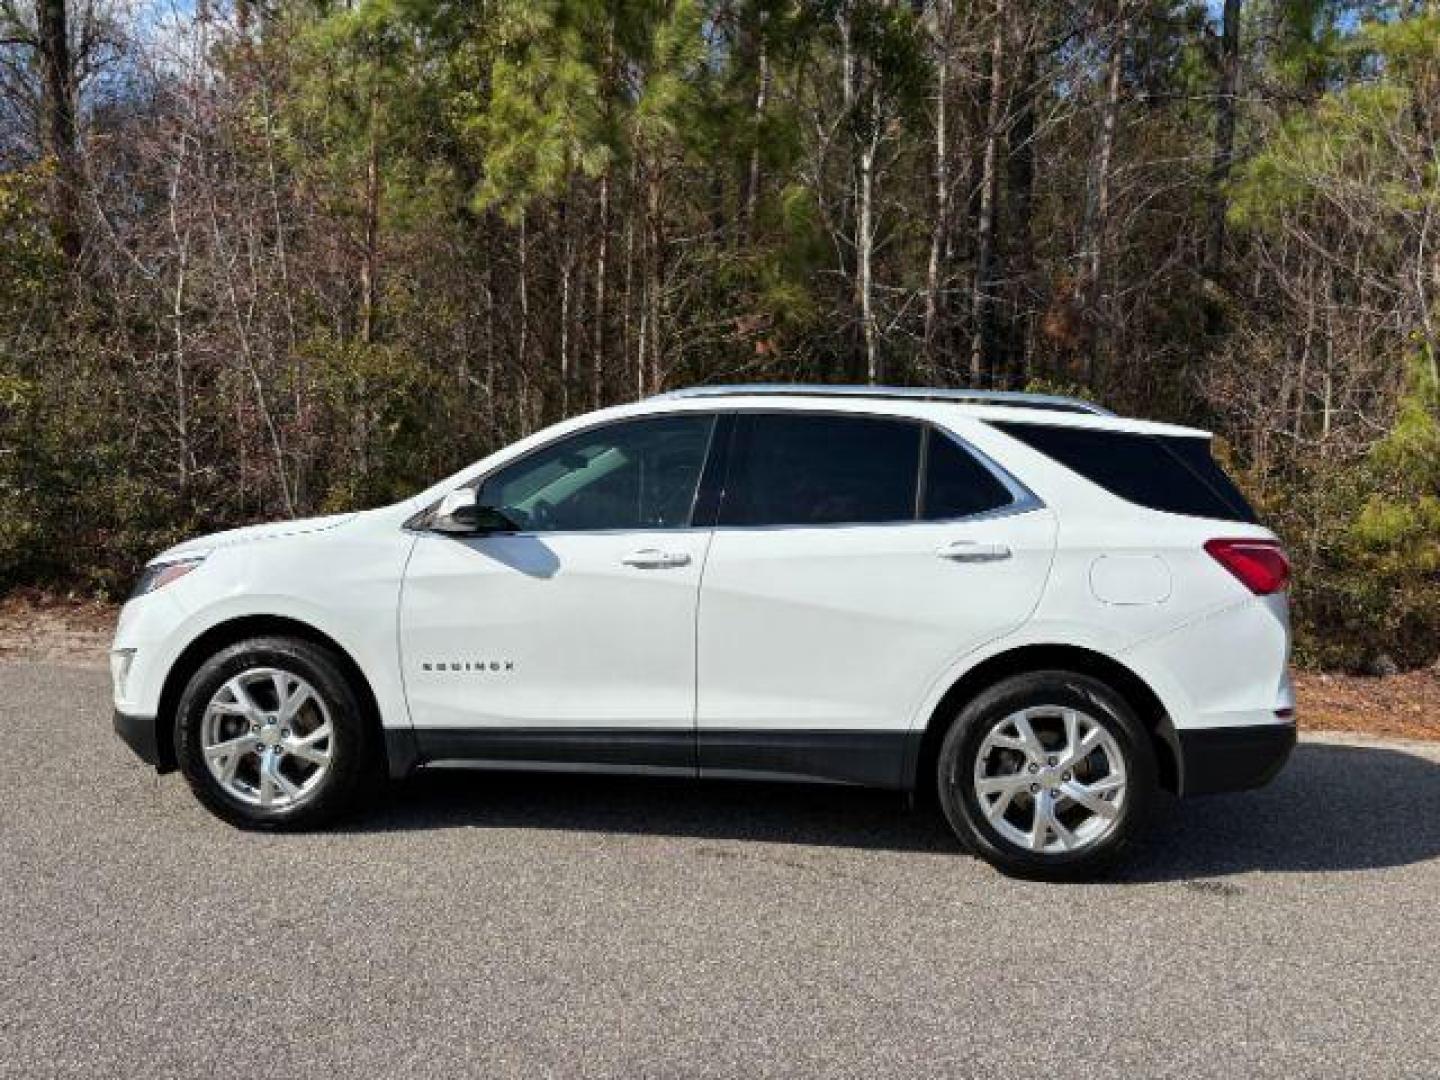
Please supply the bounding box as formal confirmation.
[1204,538,1290,595]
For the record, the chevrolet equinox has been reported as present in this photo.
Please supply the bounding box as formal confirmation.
[111,386,1296,879]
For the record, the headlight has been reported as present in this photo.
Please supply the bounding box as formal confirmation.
[130,555,206,598]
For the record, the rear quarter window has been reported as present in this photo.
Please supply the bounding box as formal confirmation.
[989,421,1257,523]
[921,431,1015,520]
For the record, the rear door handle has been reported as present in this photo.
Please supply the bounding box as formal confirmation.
[622,549,692,569]
[936,540,1012,563]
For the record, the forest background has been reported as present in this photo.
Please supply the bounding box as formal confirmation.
[1,0,1437,672]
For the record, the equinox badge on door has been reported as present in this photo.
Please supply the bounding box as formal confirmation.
[420,659,515,673]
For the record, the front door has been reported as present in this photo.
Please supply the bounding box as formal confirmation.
[399,413,719,770]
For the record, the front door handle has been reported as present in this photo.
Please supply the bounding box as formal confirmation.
[622,549,692,569]
[936,540,1012,563]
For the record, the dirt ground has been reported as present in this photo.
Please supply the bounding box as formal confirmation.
[3,591,1435,740]
[1294,668,1440,742]
[0,591,115,668]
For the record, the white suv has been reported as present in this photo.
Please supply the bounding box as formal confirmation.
[111,386,1295,878]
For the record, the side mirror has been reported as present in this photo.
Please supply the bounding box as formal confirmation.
[431,488,519,534]
[431,488,478,533]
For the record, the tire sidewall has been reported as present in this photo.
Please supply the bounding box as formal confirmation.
[175,637,369,829]
[937,670,1156,880]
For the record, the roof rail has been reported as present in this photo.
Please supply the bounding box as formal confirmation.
[651,384,1114,417]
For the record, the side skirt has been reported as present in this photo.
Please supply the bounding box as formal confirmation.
[412,728,694,775]
[387,727,919,790]
[699,730,916,789]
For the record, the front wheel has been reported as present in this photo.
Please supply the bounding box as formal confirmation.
[937,671,1157,880]
[175,636,376,830]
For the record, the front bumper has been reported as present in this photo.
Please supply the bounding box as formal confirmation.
[113,708,172,772]
[1177,722,1296,796]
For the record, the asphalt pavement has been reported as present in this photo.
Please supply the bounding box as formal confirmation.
[3,660,1438,1078]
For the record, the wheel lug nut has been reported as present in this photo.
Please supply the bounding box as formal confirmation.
[1062,772,1072,782]
[1030,783,1040,794]
[281,730,290,739]
[251,725,259,733]
[1028,763,1039,774]
[1047,757,1057,767]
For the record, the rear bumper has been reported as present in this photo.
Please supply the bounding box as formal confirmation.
[1177,722,1295,796]
[114,708,171,772]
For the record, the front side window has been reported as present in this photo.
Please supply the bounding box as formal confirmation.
[478,415,716,532]
[719,414,922,527]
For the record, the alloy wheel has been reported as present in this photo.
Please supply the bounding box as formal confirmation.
[200,667,334,810]
[970,705,1128,854]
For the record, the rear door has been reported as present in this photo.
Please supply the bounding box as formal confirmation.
[695,412,1057,786]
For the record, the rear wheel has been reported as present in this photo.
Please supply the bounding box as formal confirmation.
[175,636,375,830]
[936,670,1156,880]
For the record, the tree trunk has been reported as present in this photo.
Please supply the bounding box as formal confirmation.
[559,194,573,415]
[593,171,609,408]
[858,90,880,385]
[168,155,193,489]
[1077,12,1125,383]
[621,165,636,399]
[358,92,381,345]
[742,12,770,241]
[1205,0,1242,278]
[923,0,953,374]
[644,166,663,396]
[840,3,862,381]
[524,207,535,414]
[969,1,1007,386]
[845,0,883,386]
[36,0,81,261]
[484,246,497,428]
[1006,35,1037,386]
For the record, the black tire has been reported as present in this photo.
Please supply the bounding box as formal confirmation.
[175,636,376,830]
[936,670,1156,881]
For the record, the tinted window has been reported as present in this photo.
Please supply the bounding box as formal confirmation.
[479,415,715,532]
[990,421,1257,523]
[720,414,921,526]
[922,432,1015,519]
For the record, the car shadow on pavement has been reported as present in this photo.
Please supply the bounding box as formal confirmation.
[346,742,1440,881]
[1119,741,1440,883]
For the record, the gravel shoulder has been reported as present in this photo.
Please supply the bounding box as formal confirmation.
[3,660,1440,1079]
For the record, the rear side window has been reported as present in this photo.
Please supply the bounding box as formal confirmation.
[922,432,1015,520]
[720,414,921,526]
[990,421,1256,523]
